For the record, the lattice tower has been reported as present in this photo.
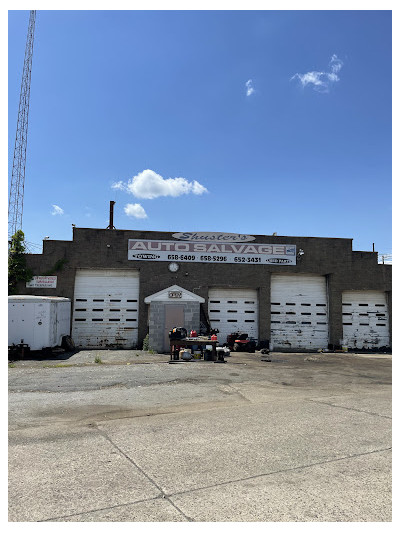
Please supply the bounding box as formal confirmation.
[8,10,36,239]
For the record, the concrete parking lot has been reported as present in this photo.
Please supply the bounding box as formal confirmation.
[8,349,392,522]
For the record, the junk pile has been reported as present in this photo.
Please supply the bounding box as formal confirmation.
[168,327,228,363]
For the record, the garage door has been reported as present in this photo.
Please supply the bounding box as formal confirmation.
[270,274,329,351]
[72,269,139,348]
[208,288,258,344]
[342,291,390,349]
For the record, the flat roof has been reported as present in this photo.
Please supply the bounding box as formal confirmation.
[8,295,70,302]
[72,227,354,241]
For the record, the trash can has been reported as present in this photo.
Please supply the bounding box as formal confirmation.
[204,345,216,361]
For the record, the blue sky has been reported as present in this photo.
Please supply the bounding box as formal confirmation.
[8,9,392,258]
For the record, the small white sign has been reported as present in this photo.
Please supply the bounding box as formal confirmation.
[26,276,57,288]
[168,291,182,299]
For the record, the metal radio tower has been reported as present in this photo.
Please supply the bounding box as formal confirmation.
[8,10,36,239]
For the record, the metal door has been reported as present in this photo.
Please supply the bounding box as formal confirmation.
[208,288,258,344]
[72,269,139,348]
[164,304,185,352]
[270,274,329,351]
[342,291,389,349]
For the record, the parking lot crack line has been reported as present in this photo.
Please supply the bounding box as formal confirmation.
[167,446,392,499]
[217,384,252,402]
[39,495,172,522]
[94,425,193,522]
[307,399,392,419]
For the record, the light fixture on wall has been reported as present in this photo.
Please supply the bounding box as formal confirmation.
[297,249,305,258]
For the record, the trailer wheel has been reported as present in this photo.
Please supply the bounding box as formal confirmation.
[62,335,75,352]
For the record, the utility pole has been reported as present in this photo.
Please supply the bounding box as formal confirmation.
[8,10,36,240]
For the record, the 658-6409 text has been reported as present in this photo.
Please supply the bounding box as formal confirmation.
[167,255,196,261]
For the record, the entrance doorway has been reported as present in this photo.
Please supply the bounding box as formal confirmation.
[163,304,185,352]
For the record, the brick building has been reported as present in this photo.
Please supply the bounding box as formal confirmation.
[20,227,392,353]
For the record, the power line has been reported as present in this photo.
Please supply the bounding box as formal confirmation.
[24,241,42,254]
[378,253,392,265]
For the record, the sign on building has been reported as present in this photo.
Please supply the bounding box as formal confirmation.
[172,232,256,242]
[168,291,183,298]
[128,239,296,265]
[26,276,57,288]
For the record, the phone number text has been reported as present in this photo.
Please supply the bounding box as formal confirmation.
[167,255,262,263]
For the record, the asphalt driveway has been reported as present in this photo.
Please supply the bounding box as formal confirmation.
[8,350,392,522]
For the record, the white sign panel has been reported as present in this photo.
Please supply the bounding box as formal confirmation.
[26,276,57,288]
[168,291,182,298]
[172,232,256,242]
[128,239,296,265]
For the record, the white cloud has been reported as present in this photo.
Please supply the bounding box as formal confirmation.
[124,203,148,219]
[51,205,64,215]
[291,54,344,93]
[116,169,208,200]
[330,54,344,74]
[245,79,255,96]
[111,180,126,191]
[192,180,208,195]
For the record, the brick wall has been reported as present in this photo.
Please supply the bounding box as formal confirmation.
[21,228,392,348]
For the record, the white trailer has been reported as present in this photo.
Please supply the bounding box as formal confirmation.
[8,295,71,352]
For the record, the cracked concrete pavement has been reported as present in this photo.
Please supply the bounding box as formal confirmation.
[8,350,392,522]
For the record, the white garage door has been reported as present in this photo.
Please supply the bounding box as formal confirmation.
[72,269,139,348]
[342,291,390,350]
[270,274,329,351]
[208,288,258,344]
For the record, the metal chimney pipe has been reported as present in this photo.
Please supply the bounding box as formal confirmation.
[107,201,116,229]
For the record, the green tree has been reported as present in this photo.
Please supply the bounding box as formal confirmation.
[8,230,33,295]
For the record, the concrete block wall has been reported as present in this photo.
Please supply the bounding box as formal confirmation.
[182,301,201,335]
[20,227,392,350]
[148,302,165,353]
[148,301,201,353]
